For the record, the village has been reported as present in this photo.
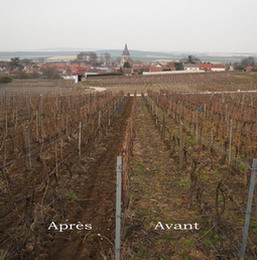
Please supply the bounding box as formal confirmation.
[2,0,257,257]
[0,45,256,84]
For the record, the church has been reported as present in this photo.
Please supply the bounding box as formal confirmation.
[120,44,133,68]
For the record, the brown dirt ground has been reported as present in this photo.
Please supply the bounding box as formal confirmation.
[0,97,133,260]
[44,98,134,260]
[122,98,209,259]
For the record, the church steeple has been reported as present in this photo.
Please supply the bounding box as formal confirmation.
[120,44,132,68]
[123,44,130,56]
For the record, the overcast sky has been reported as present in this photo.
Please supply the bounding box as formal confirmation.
[1,0,257,53]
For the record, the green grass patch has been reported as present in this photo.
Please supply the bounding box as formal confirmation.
[139,247,149,257]
[180,252,191,260]
[238,161,248,170]
[179,178,190,187]
[193,216,204,224]
[133,162,149,175]
[66,191,77,199]
[130,193,139,201]
[211,171,220,175]
[210,234,220,245]
[187,137,196,145]
[181,238,196,247]
[152,166,161,172]
[136,208,152,216]
[163,234,176,241]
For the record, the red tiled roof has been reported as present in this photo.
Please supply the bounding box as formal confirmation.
[212,64,225,68]
[150,66,163,72]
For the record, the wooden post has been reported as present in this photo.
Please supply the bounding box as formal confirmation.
[26,120,32,168]
[162,114,165,140]
[108,108,111,127]
[55,144,58,178]
[78,122,82,157]
[36,110,39,141]
[228,119,233,163]
[227,114,230,137]
[211,128,214,145]
[225,104,228,122]
[180,122,184,169]
[66,115,69,137]
[195,109,199,142]
[15,107,18,130]
[242,93,245,106]
[239,159,257,259]
[98,111,101,128]
[5,112,8,137]
[222,93,225,103]
[255,109,257,135]
[115,156,122,260]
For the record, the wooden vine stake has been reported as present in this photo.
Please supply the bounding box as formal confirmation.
[195,109,199,142]
[36,110,39,141]
[15,107,18,130]
[239,159,257,259]
[228,119,233,164]
[66,114,69,137]
[108,108,111,127]
[5,112,7,137]
[55,143,59,179]
[26,120,32,168]
[3,113,8,163]
[256,109,257,135]
[204,103,207,116]
[155,103,158,126]
[98,111,101,128]
[78,121,82,157]
[179,121,184,169]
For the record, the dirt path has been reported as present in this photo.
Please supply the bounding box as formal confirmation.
[123,98,207,259]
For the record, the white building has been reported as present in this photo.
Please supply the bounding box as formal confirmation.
[211,64,226,72]
[62,75,78,83]
[183,64,200,71]
[143,70,205,75]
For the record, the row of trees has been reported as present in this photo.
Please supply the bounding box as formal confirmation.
[234,56,256,71]
[179,55,256,71]
[3,57,62,80]
[0,76,12,84]
[76,52,112,65]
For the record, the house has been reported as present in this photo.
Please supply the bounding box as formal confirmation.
[0,64,7,73]
[62,75,79,83]
[211,64,226,72]
[164,66,176,71]
[199,63,212,72]
[246,66,257,72]
[68,64,88,75]
[199,63,226,72]
[150,64,163,72]
[87,66,114,74]
[184,64,199,71]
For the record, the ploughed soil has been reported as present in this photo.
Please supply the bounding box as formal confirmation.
[2,95,254,259]
[45,98,133,259]
[0,97,133,260]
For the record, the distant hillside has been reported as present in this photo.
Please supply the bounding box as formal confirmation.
[0,51,79,58]
[0,50,256,63]
[94,49,173,57]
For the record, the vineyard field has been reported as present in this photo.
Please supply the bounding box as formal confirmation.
[1,72,257,259]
